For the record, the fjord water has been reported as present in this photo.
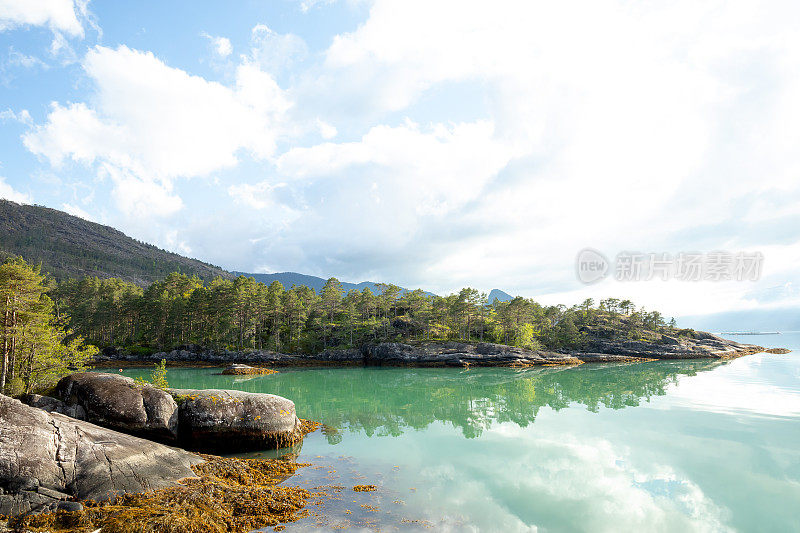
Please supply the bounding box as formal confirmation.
[118,333,800,532]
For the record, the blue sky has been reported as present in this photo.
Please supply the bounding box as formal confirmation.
[1,0,800,319]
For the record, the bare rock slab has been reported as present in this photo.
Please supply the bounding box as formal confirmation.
[0,394,201,518]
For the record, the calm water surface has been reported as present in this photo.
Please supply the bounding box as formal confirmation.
[116,333,800,532]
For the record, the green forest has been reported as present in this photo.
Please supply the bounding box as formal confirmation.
[0,258,96,396]
[53,271,680,356]
[0,255,684,394]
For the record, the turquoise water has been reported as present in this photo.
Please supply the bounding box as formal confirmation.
[115,334,800,532]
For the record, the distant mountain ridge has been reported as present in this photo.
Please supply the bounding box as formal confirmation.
[0,200,436,294]
[234,271,435,296]
[488,288,514,303]
[0,200,232,286]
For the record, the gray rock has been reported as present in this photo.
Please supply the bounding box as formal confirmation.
[314,348,363,363]
[55,372,179,442]
[582,335,761,360]
[20,393,87,420]
[0,394,202,518]
[8,477,38,492]
[93,331,764,368]
[574,353,647,363]
[36,486,70,500]
[170,388,302,451]
[57,501,83,512]
[362,342,582,367]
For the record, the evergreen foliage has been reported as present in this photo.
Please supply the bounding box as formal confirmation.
[0,256,97,395]
[53,272,678,354]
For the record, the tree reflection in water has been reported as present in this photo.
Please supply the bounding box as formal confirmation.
[175,360,727,441]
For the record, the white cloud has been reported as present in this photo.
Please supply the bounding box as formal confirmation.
[103,164,183,217]
[297,0,336,13]
[248,24,307,72]
[163,229,192,256]
[201,32,232,58]
[0,108,32,125]
[279,0,800,307]
[228,181,288,210]
[0,176,31,203]
[24,45,291,216]
[4,47,47,71]
[12,0,800,317]
[61,202,93,221]
[0,0,83,36]
[277,119,516,211]
[316,118,337,140]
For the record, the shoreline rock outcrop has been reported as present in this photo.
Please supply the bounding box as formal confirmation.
[27,374,306,454]
[170,388,303,451]
[362,342,583,366]
[94,334,766,368]
[54,373,179,443]
[580,331,763,360]
[0,394,202,517]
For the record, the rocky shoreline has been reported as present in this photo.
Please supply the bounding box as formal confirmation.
[95,332,770,368]
[0,332,785,527]
[1,372,316,523]
[0,394,202,517]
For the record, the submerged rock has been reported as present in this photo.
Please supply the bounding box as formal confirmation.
[55,372,179,442]
[170,388,302,451]
[0,394,201,517]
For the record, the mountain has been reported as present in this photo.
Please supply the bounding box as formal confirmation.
[0,200,232,286]
[234,271,435,296]
[488,288,513,303]
[0,200,435,294]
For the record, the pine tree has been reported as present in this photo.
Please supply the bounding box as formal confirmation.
[0,257,96,395]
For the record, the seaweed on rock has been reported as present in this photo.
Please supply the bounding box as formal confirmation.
[10,454,312,533]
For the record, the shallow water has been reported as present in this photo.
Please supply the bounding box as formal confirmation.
[115,333,800,532]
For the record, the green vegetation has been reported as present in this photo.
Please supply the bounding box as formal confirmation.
[0,257,97,395]
[53,272,679,354]
[0,201,681,359]
[135,359,169,390]
[0,200,231,286]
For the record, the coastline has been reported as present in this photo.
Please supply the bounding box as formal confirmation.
[91,335,781,370]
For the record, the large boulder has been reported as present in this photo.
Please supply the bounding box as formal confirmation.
[170,388,302,451]
[55,372,179,442]
[0,394,202,517]
[20,393,87,420]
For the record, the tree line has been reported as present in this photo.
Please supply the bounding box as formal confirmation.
[53,272,678,355]
[0,257,96,396]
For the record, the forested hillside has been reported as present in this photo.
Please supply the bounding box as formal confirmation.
[0,200,232,286]
[54,272,681,355]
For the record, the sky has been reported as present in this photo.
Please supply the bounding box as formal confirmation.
[1,0,799,321]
